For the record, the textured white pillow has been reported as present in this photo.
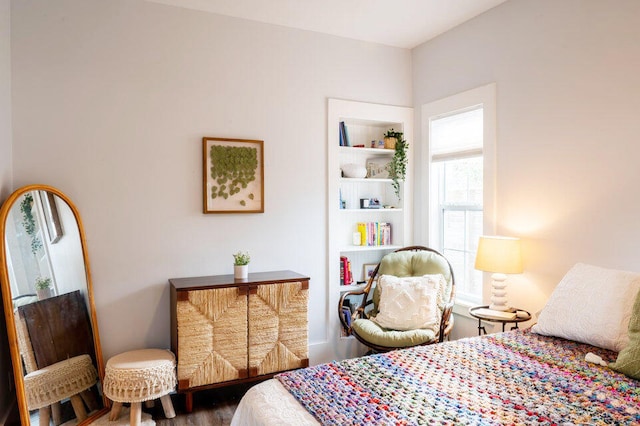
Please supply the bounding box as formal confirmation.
[531,263,640,352]
[372,274,445,331]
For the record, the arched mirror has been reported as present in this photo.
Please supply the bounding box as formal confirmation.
[0,185,108,425]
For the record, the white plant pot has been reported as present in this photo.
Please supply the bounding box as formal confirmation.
[234,265,248,280]
[36,288,53,300]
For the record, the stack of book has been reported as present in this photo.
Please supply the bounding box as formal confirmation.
[356,222,391,246]
[340,256,353,286]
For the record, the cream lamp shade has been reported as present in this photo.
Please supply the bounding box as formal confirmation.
[475,236,523,311]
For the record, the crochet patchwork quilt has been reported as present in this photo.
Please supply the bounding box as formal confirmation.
[276,329,640,425]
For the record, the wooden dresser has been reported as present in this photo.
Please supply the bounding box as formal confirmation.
[18,290,95,369]
[169,270,309,411]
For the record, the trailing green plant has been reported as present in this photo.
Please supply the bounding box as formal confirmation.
[19,193,43,255]
[233,251,251,266]
[386,129,408,200]
[35,276,51,290]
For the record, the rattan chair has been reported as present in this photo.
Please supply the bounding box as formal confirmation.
[339,246,455,353]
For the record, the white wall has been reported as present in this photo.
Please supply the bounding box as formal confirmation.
[10,0,412,362]
[413,0,640,338]
[0,0,10,197]
[0,0,14,420]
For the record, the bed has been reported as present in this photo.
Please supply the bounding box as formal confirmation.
[231,263,640,425]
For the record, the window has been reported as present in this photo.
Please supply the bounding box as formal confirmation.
[421,84,496,305]
[431,109,483,303]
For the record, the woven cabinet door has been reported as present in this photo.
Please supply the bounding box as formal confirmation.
[248,281,309,377]
[176,287,248,389]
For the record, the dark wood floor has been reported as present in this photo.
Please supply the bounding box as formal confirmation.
[151,383,252,426]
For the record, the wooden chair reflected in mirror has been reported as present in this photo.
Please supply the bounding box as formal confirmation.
[0,185,109,425]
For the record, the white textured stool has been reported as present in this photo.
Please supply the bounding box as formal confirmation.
[24,354,97,426]
[103,349,177,426]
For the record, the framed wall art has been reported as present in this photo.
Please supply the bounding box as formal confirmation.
[363,263,378,282]
[366,158,390,179]
[202,137,264,213]
[39,190,63,243]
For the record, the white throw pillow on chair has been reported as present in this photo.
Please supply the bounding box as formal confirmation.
[372,274,445,331]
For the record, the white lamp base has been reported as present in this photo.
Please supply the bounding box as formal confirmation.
[489,272,509,311]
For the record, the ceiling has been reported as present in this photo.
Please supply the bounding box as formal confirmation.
[146,0,508,49]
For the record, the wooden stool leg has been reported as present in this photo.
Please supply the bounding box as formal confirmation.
[144,400,155,409]
[70,394,87,421]
[109,401,123,421]
[80,388,99,411]
[160,394,176,418]
[51,401,62,425]
[38,406,51,426]
[130,402,142,426]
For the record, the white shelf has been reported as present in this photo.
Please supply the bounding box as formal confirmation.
[339,245,401,252]
[340,177,393,183]
[340,208,403,213]
[339,283,367,292]
[328,98,413,353]
[338,147,394,155]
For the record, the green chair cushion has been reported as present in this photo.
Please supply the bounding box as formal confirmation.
[609,289,640,379]
[352,318,437,348]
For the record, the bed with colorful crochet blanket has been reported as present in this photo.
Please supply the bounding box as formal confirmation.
[230,329,640,425]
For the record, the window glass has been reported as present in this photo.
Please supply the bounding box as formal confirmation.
[430,115,484,303]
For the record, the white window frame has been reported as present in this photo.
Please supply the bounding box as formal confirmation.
[421,83,497,308]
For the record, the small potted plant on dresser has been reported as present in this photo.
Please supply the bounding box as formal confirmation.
[35,276,53,300]
[233,251,250,279]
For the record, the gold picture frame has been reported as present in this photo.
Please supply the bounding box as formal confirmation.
[363,263,378,282]
[202,137,264,213]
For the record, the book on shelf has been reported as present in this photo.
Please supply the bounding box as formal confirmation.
[340,256,353,285]
[341,306,352,328]
[342,298,356,314]
[339,121,350,147]
[356,222,391,246]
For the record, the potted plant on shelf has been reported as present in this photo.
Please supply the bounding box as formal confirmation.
[233,251,251,280]
[35,276,53,300]
[386,129,408,201]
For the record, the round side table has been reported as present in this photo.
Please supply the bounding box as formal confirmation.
[468,305,532,335]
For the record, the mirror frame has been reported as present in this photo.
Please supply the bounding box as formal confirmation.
[0,184,109,424]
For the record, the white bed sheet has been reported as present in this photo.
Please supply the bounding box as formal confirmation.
[230,378,319,426]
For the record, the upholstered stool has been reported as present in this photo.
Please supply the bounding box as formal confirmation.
[24,354,98,426]
[103,349,177,426]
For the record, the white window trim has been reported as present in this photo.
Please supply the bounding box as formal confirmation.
[421,83,497,306]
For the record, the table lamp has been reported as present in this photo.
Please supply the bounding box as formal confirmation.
[474,236,523,311]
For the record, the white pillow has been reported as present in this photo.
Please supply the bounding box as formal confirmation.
[531,263,640,352]
[372,274,445,331]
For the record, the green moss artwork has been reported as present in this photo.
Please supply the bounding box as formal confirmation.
[209,145,258,206]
